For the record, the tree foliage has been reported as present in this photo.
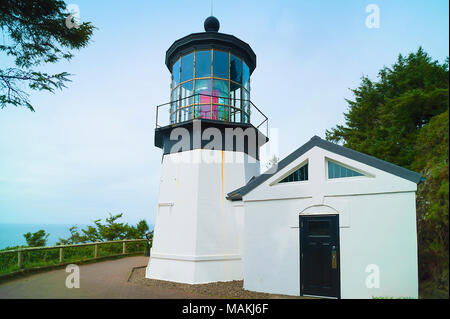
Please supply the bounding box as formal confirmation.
[23,229,50,247]
[57,213,150,245]
[326,47,449,296]
[326,47,448,168]
[0,0,94,111]
[413,109,449,289]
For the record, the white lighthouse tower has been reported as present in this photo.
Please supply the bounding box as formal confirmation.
[146,16,268,284]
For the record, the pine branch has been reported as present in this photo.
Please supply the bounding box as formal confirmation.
[0,67,71,111]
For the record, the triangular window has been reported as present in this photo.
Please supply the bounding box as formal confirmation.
[328,161,363,179]
[279,163,308,183]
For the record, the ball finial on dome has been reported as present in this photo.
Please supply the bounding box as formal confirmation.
[204,16,220,32]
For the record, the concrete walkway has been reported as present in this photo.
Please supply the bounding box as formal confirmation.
[0,256,205,299]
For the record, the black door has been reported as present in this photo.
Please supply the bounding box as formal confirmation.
[300,215,340,298]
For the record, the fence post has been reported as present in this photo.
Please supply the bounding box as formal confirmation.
[94,244,98,258]
[122,241,126,254]
[18,249,23,269]
[59,247,64,263]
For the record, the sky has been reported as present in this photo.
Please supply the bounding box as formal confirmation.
[0,0,448,226]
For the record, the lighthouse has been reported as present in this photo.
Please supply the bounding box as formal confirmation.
[146,16,268,284]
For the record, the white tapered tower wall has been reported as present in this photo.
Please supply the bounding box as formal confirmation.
[146,149,259,284]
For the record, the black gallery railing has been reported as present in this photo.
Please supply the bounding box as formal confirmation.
[155,93,269,137]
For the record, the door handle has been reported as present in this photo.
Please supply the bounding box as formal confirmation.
[331,246,337,269]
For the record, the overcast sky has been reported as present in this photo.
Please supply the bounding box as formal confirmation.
[0,0,448,226]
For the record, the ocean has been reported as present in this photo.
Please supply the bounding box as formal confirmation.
[0,224,87,249]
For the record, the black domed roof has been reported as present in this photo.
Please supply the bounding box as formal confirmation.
[204,16,220,32]
[165,16,257,75]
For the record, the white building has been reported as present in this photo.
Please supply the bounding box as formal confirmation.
[227,135,422,299]
[146,16,422,299]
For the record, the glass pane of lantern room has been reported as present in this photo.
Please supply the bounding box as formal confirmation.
[230,81,241,108]
[243,62,250,91]
[213,50,229,79]
[180,52,194,83]
[232,108,242,123]
[213,79,230,121]
[195,79,212,119]
[172,58,181,87]
[230,55,242,84]
[195,50,211,78]
[170,87,179,124]
[213,80,229,103]
[195,79,212,101]
[180,81,194,105]
[242,89,250,123]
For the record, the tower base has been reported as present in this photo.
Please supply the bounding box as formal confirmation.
[146,148,260,285]
[146,251,242,284]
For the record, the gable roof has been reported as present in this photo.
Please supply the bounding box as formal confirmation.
[227,136,423,201]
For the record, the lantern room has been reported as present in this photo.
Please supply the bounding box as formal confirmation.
[164,16,258,126]
[170,49,251,124]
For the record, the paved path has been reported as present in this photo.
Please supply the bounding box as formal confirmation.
[0,256,205,299]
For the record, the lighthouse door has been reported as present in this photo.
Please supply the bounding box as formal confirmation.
[299,215,340,298]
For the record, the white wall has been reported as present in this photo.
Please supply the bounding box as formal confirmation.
[242,146,419,298]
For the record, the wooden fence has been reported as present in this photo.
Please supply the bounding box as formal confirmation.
[0,239,148,271]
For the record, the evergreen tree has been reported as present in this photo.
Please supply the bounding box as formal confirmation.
[57,213,150,244]
[413,110,449,293]
[23,230,50,247]
[0,0,94,111]
[326,47,449,297]
[326,47,448,168]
